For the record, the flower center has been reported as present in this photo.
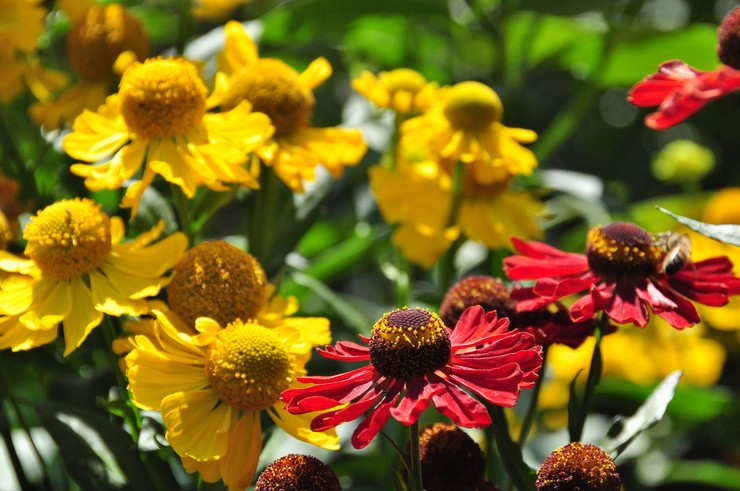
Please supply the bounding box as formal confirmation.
[718,6,740,69]
[536,442,620,491]
[255,454,342,491]
[443,81,503,132]
[439,276,515,329]
[381,68,428,99]
[586,222,662,278]
[166,241,267,328]
[417,423,486,491]
[205,322,293,411]
[65,4,151,82]
[119,57,207,139]
[23,198,111,280]
[221,58,314,135]
[369,308,451,380]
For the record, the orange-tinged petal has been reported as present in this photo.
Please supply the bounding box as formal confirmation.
[219,411,262,491]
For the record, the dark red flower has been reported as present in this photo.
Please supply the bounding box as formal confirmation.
[281,306,542,449]
[504,222,740,329]
[628,60,740,129]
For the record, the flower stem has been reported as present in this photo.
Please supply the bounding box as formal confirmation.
[171,185,194,245]
[569,314,606,442]
[408,420,423,491]
[518,345,548,445]
[489,405,536,491]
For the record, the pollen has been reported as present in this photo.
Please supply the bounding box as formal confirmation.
[443,81,503,132]
[220,58,314,135]
[66,4,151,82]
[119,57,207,139]
[369,307,451,379]
[166,241,267,328]
[23,198,112,280]
[205,322,293,411]
[380,68,428,100]
[586,222,662,278]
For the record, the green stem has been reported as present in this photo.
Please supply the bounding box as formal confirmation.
[518,345,548,445]
[489,405,536,491]
[408,420,423,491]
[247,168,282,268]
[570,313,606,442]
[171,185,194,245]
[175,0,194,55]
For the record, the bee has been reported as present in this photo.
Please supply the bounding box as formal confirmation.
[653,231,692,275]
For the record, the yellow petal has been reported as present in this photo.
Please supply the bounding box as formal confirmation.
[219,411,262,491]
[0,315,58,351]
[61,277,103,356]
[89,270,149,316]
[20,280,72,331]
[108,232,186,278]
[127,350,209,410]
[162,390,233,461]
[267,404,340,450]
[219,21,259,76]
[298,57,332,90]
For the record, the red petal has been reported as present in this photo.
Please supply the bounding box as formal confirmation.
[427,375,492,428]
[318,340,371,361]
[605,280,649,327]
[504,239,589,279]
[351,384,404,449]
[389,377,444,425]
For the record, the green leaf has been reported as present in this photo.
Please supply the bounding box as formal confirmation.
[657,206,740,246]
[36,402,158,491]
[664,460,740,490]
[600,24,719,87]
[567,370,582,443]
[603,370,682,457]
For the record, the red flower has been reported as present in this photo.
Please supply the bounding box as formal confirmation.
[281,306,542,449]
[504,222,740,329]
[628,60,740,129]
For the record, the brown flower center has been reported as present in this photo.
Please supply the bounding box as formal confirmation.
[536,442,620,491]
[439,276,515,328]
[221,58,314,135]
[369,308,450,379]
[66,4,151,82]
[586,222,662,277]
[255,454,341,491]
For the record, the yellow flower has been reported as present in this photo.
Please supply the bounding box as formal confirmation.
[124,310,338,490]
[352,68,438,114]
[370,159,543,267]
[30,4,151,130]
[210,21,367,192]
[689,187,740,331]
[539,317,726,429]
[0,198,187,355]
[401,81,538,184]
[64,57,274,217]
[0,0,47,101]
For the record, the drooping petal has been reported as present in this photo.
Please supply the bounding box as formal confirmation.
[389,376,445,425]
[61,277,103,356]
[428,375,492,428]
[267,404,340,450]
[351,382,404,449]
[218,411,262,491]
[162,390,233,461]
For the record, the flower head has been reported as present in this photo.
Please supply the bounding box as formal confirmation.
[282,306,542,449]
[370,159,543,267]
[718,6,740,69]
[0,198,186,355]
[166,241,267,327]
[536,442,620,491]
[651,139,715,184]
[628,60,740,129]
[504,221,740,329]
[124,310,338,490]
[211,21,366,192]
[411,423,486,491]
[255,454,341,491]
[64,56,273,217]
[352,68,438,114]
[441,275,602,349]
[401,81,538,184]
[30,4,151,130]
[0,0,47,101]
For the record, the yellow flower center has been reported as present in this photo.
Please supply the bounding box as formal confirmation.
[443,81,503,132]
[586,222,662,278]
[166,241,267,328]
[23,198,111,280]
[221,58,314,135]
[380,68,428,98]
[205,322,293,411]
[65,4,151,82]
[369,308,451,379]
[119,57,207,139]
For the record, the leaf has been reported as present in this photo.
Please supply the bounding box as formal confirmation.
[36,402,161,491]
[567,370,582,443]
[603,370,682,457]
[664,460,740,490]
[657,207,740,246]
